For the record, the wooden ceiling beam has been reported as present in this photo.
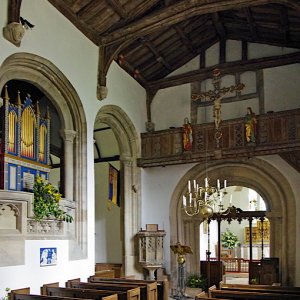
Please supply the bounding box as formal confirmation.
[146,51,300,90]
[243,7,258,39]
[127,0,160,20]
[174,25,197,55]
[280,6,289,43]
[106,0,128,20]
[98,0,300,46]
[139,37,172,70]
[211,12,226,40]
[48,0,100,44]
[7,0,22,23]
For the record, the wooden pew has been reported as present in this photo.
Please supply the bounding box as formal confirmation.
[88,276,168,300]
[220,283,300,295]
[43,286,119,300]
[66,281,140,300]
[87,277,158,300]
[210,289,300,299]
[9,287,93,300]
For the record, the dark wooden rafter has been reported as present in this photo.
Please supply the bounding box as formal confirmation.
[7,0,22,23]
[48,0,100,44]
[98,0,300,46]
[97,39,140,99]
[126,0,160,21]
[280,6,289,44]
[146,88,158,123]
[146,51,300,90]
[139,37,172,70]
[243,7,258,39]
[211,12,226,41]
[242,40,248,60]
[94,155,120,164]
[106,0,128,20]
[174,25,197,55]
[219,39,226,64]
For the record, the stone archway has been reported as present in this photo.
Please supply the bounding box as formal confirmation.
[0,52,88,260]
[170,157,296,285]
[95,105,141,277]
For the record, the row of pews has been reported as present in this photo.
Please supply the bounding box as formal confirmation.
[9,277,169,300]
[195,283,300,299]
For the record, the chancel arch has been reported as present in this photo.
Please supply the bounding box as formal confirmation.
[94,105,141,277]
[170,157,296,286]
[0,52,87,260]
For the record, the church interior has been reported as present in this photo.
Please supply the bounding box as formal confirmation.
[1,0,300,299]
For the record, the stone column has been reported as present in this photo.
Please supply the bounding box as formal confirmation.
[60,129,77,201]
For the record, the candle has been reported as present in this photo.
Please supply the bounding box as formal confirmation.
[217,179,220,190]
[183,196,186,206]
[193,180,196,189]
[224,179,227,189]
[230,195,232,206]
[189,193,192,204]
[205,192,207,200]
[188,180,191,193]
[205,177,208,187]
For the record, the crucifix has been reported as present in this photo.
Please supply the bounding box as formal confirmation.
[191,69,245,147]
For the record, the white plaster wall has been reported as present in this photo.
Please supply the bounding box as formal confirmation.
[264,64,300,112]
[141,163,196,274]
[94,162,122,264]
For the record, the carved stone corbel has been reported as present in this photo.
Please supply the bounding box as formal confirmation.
[3,0,23,47]
[3,22,24,47]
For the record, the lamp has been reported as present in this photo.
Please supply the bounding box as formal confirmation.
[182,177,229,219]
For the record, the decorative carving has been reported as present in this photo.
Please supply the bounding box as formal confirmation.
[3,22,25,47]
[138,109,300,167]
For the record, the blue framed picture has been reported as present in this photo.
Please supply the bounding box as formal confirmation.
[40,247,57,266]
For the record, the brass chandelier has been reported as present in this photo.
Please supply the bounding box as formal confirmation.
[182,177,229,219]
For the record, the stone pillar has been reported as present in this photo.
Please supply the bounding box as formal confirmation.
[60,129,77,201]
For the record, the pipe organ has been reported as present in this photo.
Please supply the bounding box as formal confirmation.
[0,85,51,191]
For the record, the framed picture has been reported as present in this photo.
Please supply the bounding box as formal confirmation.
[40,247,57,266]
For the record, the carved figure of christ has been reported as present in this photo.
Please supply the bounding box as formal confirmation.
[191,70,245,130]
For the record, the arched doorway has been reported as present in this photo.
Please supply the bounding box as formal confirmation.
[0,52,88,260]
[170,158,296,286]
[94,105,141,277]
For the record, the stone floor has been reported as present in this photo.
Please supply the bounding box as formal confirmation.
[223,272,249,284]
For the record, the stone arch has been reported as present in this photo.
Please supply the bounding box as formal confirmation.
[170,157,296,285]
[95,105,141,276]
[0,52,88,259]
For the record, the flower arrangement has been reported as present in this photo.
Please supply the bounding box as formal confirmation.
[186,274,206,289]
[33,176,73,223]
[221,228,239,249]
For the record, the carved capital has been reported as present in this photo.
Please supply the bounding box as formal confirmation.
[97,85,108,100]
[3,22,25,47]
[60,129,77,143]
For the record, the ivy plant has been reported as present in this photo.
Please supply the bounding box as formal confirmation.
[33,176,73,223]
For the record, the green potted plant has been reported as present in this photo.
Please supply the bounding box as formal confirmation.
[221,229,239,250]
[185,273,206,296]
[33,176,73,223]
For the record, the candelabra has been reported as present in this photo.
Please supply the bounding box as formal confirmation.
[182,177,229,219]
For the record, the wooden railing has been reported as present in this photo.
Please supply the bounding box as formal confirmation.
[138,109,300,167]
[211,258,260,273]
